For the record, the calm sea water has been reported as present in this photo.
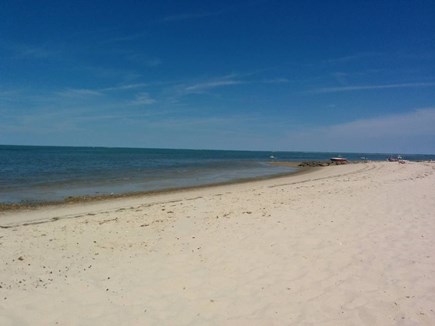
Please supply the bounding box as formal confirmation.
[1,145,434,204]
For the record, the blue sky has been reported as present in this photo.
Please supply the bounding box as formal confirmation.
[1,0,434,153]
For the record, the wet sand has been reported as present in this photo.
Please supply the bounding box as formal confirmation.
[0,163,309,212]
[0,162,434,325]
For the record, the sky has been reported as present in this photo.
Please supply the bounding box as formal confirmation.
[1,0,435,154]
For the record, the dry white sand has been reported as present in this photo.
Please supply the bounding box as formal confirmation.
[0,162,434,325]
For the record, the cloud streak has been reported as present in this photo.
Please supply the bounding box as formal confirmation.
[312,82,435,93]
[324,108,435,136]
[57,88,103,97]
[324,52,381,64]
[130,92,156,106]
[101,83,149,92]
[179,73,288,95]
[286,108,435,153]
[184,79,244,93]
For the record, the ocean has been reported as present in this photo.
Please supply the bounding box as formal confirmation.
[1,145,434,205]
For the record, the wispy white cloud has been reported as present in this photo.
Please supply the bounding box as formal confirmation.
[57,88,103,97]
[286,108,435,153]
[184,79,244,93]
[324,52,382,64]
[162,0,269,23]
[0,89,20,100]
[311,82,435,93]
[183,74,291,93]
[130,92,156,105]
[101,83,149,92]
[324,108,435,136]
[172,74,245,96]
[56,83,150,97]
[18,46,55,59]
[173,73,290,98]
[0,41,60,59]
[261,78,289,84]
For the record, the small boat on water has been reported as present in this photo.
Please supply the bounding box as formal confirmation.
[330,157,348,164]
[388,155,403,162]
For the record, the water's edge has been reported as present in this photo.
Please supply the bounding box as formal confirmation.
[0,165,314,212]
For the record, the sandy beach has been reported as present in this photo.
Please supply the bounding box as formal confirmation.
[0,161,434,325]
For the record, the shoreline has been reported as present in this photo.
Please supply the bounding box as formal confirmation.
[0,162,314,213]
[0,164,322,227]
